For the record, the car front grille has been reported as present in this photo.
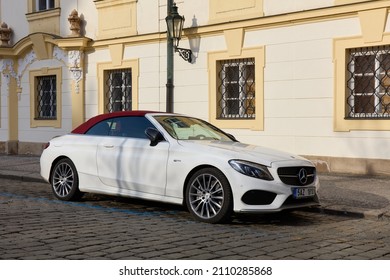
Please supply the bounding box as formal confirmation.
[277,166,316,186]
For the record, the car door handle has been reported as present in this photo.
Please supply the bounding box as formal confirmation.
[103,144,114,148]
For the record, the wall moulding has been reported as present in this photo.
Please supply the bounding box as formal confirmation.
[94,0,137,40]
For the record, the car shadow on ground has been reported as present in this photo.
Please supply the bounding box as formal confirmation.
[80,193,357,226]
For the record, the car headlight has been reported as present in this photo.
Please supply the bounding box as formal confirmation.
[229,160,274,181]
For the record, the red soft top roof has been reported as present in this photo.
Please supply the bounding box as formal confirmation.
[71,110,159,134]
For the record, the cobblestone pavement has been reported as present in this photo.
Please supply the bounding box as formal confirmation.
[1,178,390,260]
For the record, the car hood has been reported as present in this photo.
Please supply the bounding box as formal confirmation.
[177,140,310,167]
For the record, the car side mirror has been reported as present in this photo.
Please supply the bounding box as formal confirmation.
[145,128,164,146]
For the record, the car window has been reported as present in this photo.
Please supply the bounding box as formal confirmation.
[85,120,111,136]
[86,116,155,139]
[154,116,234,141]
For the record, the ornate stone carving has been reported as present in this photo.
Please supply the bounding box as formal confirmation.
[68,50,83,93]
[0,59,15,75]
[53,46,68,65]
[0,59,15,96]
[0,22,12,47]
[17,50,37,87]
[68,9,81,37]
[53,47,84,93]
[1,50,38,92]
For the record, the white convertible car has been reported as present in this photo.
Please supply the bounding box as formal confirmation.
[40,111,320,223]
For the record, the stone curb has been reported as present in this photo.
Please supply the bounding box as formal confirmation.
[0,173,46,184]
[308,205,390,221]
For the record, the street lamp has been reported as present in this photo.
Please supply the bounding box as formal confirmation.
[166,3,192,63]
[165,1,192,113]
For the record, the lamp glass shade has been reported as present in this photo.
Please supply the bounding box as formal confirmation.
[166,4,185,48]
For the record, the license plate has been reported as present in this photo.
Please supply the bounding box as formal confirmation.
[292,187,316,199]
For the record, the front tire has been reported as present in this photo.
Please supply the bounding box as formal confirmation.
[51,158,82,201]
[186,168,233,223]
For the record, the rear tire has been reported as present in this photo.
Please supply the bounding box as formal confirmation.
[185,168,233,223]
[51,158,82,201]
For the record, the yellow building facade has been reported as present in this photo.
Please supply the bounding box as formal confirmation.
[0,0,389,175]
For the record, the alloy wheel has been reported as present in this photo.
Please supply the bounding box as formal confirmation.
[51,158,81,201]
[188,173,224,220]
[186,168,233,223]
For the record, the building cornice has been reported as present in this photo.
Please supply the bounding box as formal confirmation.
[90,0,390,49]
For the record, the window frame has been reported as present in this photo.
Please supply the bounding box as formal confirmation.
[334,35,390,131]
[97,60,139,114]
[28,0,59,13]
[218,58,256,119]
[35,74,57,120]
[37,0,55,11]
[208,47,264,131]
[30,68,62,128]
[105,68,132,113]
[347,46,390,119]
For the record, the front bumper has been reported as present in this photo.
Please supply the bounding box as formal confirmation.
[228,163,320,213]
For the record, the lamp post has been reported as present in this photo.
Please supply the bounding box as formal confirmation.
[165,1,192,113]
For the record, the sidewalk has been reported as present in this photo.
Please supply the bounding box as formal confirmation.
[0,154,389,220]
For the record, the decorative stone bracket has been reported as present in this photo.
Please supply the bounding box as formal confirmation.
[53,47,83,93]
[0,51,37,98]
[68,50,83,93]
[0,59,16,97]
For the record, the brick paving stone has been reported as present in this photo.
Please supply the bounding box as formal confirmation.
[264,250,295,259]
[138,250,165,259]
[190,253,221,260]
[85,251,108,258]
[312,247,337,256]
[105,252,140,259]
[315,254,343,260]
[53,245,83,252]
[104,246,134,254]
[1,252,29,259]
[338,247,366,256]
[126,247,156,255]
[66,254,90,260]
[158,253,188,259]
[361,249,390,259]
[292,251,321,259]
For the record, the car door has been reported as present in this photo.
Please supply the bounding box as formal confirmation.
[96,116,169,196]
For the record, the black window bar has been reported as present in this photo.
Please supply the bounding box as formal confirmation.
[217,58,255,119]
[105,68,132,113]
[347,46,390,119]
[36,75,56,119]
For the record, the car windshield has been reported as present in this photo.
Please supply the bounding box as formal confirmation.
[153,115,234,141]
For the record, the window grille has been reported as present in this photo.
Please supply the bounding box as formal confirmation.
[217,58,255,119]
[105,68,132,112]
[36,75,57,119]
[347,46,390,119]
[37,0,55,11]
